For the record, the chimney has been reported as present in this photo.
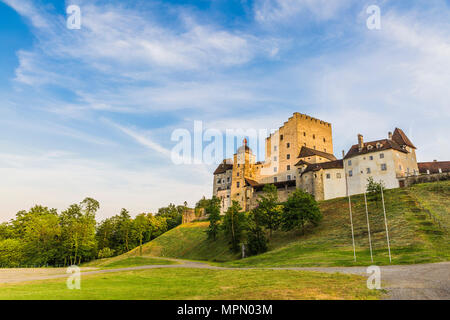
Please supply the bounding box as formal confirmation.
[357,134,364,151]
[342,150,345,158]
[388,131,393,140]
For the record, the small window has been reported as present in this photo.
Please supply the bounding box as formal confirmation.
[326,173,331,179]
[287,143,290,148]
[273,156,277,161]
[348,160,352,166]
[280,135,284,140]
[274,177,278,182]
[349,170,353,177]
[274,146,277,151]
[324,148,326,152]
[313,134,316,139]
[369,156,373,160]
[380,153,384,159]
[287,175,291,181]
[381,164,387,171]
[237,172,240,177]
[227,195,230,198]
[227,177,230,182]
[366,168,371,174]
[336,173,341,179]
[287,154,290,160]
[237,182,240,188]
[217,179,221,184]
[303,132,306,137]
[287,165,291,171]
[274,167,277,173]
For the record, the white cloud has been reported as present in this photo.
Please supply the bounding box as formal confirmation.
[254,0,354,23]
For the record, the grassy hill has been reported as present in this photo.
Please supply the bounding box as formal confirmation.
[113,181,450,267]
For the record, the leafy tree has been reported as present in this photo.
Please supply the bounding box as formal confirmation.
[366,177,385,203]
[22,207,61,265]
[195,196,209,209]
[206,196,221,240]
[118,208,132,252]
[282,189,322,235]
[257,184,283,238]
[222,201,247,252]
[156,204,182,230]
[98,247,115,259]
[133,213,150,256]
[246,218,268,256]
[0,239,24,267]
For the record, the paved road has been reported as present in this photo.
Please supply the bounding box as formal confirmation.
[1,257,448,300]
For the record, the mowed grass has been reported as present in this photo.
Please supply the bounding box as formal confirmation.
[83,256,178,269]
[0,268,382,300]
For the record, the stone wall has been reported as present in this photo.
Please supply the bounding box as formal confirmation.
[401,172,450,187]
[182,208,207,224]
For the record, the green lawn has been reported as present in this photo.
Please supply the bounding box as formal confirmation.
[83,256,178,269]
[0,268,382,300]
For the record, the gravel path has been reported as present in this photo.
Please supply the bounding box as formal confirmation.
[1,257,448,300]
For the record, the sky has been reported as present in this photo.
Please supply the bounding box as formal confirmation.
[0,0,449,222]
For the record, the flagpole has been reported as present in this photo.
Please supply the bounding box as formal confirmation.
[364,192,374,263]
[380,185,392,263]
[345,172,356,262]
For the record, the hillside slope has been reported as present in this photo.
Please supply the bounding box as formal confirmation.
[121,181,449,267]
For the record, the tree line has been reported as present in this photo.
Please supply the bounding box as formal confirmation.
[203,185,323,256]
[0,198,186,267]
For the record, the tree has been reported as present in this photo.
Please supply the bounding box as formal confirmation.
[282,189,322,235]
[0,239,24,267]
[133,213,150,256]
[206,197,221,241]
[366,177,385,203]
[222,201,247,252]
[156,204,182,230]
[246,218,268,256]
[118,208,132,252]
[257,184,282,238]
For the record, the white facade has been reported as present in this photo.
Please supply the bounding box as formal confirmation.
[344,150,399,196]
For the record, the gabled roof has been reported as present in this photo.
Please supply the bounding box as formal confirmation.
[213,162,233,175]
[297,146,337,161]
[244,178,260,187]
[418,161,450,174]
[301,160,344,175]
[294,159,310,167]
[392,128,416,149]
[344,139,407,159]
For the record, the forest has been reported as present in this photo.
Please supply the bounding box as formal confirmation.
[0,197,186,267]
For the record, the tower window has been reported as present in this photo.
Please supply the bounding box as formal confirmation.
[274,177,278,182]
[287,165,291,170]
[287,143,290,148]
[323,138,326,143]
[381,164,387,171]
[313,134,316,139]
[280,135,284,140]
[303,132,306,137]
[237,182,240,188]
[349,170,353,177]
[287,154,290,160]
[366,168,371,174]
[326,173,331,179]
[274,167,278,173]
[380,153,385,159]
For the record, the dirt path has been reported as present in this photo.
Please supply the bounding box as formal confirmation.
[1,258,448,300]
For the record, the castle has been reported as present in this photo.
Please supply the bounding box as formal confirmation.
[212,112,442,214]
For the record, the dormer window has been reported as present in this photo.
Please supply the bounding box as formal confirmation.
[367,145,373,150]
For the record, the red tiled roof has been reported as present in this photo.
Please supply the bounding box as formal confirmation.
[344,139,407,159]
[297,146,337,161]
[418,161,450,174]
[301,160,344,175]
[392,128,416,149]
[213,162,233,175]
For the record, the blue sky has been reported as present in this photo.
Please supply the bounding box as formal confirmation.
[1,0,449,221]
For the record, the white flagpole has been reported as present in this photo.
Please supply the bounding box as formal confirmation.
[345,172,356,262]
[380,185,392,263]
[364,192,374,263]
